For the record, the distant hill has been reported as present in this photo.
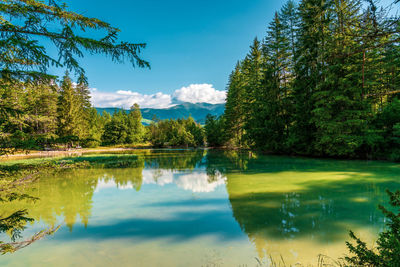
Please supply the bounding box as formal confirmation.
[95,102,225,125]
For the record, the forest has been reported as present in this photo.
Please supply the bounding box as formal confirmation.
[2,0,400,161]
[0,73,206,152]
[206,0,400,161]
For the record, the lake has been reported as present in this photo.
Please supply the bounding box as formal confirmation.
[1,149,399,266]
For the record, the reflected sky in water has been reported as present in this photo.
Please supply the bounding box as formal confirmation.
[1,149,399,266]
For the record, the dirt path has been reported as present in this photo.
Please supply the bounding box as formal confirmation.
[0,147,144,160]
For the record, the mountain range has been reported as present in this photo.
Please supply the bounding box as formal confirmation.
[95,102,225,125]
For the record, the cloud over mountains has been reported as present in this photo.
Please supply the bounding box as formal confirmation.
[91,84,226,109]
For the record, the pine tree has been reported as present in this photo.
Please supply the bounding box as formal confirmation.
[25,80,58,140]
[57,73,82,140]
[289,0,331,155]
[252,12,292,152]
[279,0,299,74]
[242,38,264,148]
[75,76,92,139]
[126,103,144,144]
[224,62,246,147]
[311,0,369,157]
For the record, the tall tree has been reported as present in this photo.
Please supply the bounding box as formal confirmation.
[242,38,264,148]
[255,11,292,151]
[126,103,144,144]
[289,0,331,154]
[57,73,81,139]
[311,0,369,157]
[25,80,58,139]
[75,76,91,139]
[224,62,245,147]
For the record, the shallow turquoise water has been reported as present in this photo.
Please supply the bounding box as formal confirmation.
[0,149,399,266]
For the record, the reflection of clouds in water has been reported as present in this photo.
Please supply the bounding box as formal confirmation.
[143,169,226,193]
[143,170,174,186]
[174,172,226,193]
[95,176,136,192]
[95,171,227,193]
[95,172,226,193]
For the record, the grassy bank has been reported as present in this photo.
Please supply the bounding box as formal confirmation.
[0,154,141,188]
[0,144,152,160]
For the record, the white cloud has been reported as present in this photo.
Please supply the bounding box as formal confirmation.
[90,89,172,109]
[173,84,226,104]
[90,84,226,109]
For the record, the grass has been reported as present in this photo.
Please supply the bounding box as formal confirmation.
[0,153,141,187]
[56,154,141,168]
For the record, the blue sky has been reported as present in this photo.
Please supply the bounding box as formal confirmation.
[52,0,287,108]
[57,0,396,108]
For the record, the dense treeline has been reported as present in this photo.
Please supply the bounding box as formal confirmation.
[0,73,139,149]
[0,74,205,150]
[207,0,400,161]
[148,117,205,147]
[1,74,96,149]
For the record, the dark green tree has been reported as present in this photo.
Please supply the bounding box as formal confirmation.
[57,73,81,140]
[241,38,264,148]
[204,114,225,147]
[126,103,144,144]
[224,62,246,147]
[101,110,128,145]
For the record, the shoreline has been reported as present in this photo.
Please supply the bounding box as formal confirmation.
[0,147,142,160]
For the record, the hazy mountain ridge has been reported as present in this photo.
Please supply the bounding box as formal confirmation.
[95,102,225,124]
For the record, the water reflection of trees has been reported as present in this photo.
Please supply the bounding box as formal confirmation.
[214,152,400,259]
[0,151,210,243]
[1,150,399,258]
[0,158,146,250]
[0,178,55,254]
[142,149,205,171]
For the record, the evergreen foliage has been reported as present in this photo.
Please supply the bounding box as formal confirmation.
[204,114,226,147]
[345,190,400,266]
[0,74,145,149]
[0,0,149,81]
[218,0,400,160]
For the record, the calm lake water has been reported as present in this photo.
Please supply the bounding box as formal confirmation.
[1,149,399,266]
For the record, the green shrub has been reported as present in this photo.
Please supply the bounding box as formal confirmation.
[345,190,400,266]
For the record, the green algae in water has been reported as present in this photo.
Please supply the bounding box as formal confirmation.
[0,149,399,266]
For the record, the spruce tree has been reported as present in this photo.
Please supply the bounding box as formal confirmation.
[126,103,144,144]
[312,0,369,157]
[224,62,246,147]
[253,12,291,152]
[75,77,91,139]
[241,38,264,148]
[289,0,330,155]
[57,73,81,140]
